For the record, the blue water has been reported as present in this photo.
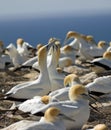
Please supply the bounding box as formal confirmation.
[0,14,111,47]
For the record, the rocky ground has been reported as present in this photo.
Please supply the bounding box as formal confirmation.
[0,63,111,130]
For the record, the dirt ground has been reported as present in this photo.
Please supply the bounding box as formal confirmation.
[0,65,111,130]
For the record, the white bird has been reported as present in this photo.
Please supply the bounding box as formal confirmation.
[32,84,90,130]
[16,38,30,61]
[16,38,36,58]
[49,73,81,101]
[47,42,65,91]
[86,75,111,97]
[97,41,109,51]
[86,35,97,47]
[86,123,108,130]
[64,32,80,51]
[60,44,77,64]
[58,57,73,69]
[90,51,111,73]
[65,31,106,60]
[0,107,66,130]
[4,43,27,68]
[4,42,55,101]
[18,95,58,114]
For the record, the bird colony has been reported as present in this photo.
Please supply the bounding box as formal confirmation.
[0,31,111,130]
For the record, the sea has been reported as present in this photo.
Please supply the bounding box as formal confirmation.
[0,13,111,47]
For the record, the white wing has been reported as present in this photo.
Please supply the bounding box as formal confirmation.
[86,76,111,93]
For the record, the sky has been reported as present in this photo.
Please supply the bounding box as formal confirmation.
[0,0,111,45]
[0,0,111,20]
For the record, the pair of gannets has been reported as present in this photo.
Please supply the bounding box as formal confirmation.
[50,72,111,100]
[32,39,74,70]
[32,38,65,91]
[3,42,56,101]
[0,107,66,130]
[31,84,90,130]
[65,31,106,60]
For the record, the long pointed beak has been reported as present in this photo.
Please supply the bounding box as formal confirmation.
[58,113,75,122]
[81,93,97,103]
[63,36,73,45]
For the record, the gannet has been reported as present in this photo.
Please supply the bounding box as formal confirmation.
[97,41,109,51]
[60,45,77,63]
[16,38,29,60]
[49,73,81,101]
[65,31,106,60]
[86,124,108,130]
[32,84,90,130]
[58,45,76,68]
[1,107,66,130]
[4,43,27,68]
[86,75,111,97]
[47,42,65,91]
[16,38,36,58]
[3,43,55,101]
[86,35,97,47]
[18,95,58,114]
[64,31,80,51]
[58,57,73,68]
[90,51,111,73]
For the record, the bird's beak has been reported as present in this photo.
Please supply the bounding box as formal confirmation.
[81,93,97,103]
[58,113,75,122]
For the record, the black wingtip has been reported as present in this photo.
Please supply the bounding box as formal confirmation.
[89,91,105,97]
[0,96,28,102]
